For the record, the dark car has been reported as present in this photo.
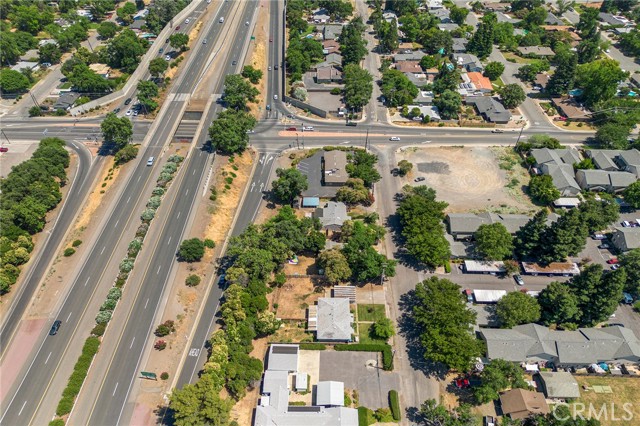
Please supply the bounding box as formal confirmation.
[232,60,237,65]
[346,121,357,126]
[124,98,132,105]
[274,64,278,70]
[269,37,273,42]
[286,127,297,131]
[175,25,181,31]
[49,320,62,335]
[0,147,8,153]
[113,107,121,114]
[415,177,425,182]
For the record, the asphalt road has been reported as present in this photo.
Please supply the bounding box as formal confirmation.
[0,2,240,423]
[0,141,95,357]
[84,3,260,425]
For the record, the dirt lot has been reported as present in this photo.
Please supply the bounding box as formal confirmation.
[574,376,640,426]
[397,146,536,214]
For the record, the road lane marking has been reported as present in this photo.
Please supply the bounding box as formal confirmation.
[18,401,27,416]
[66,312,72,322]
[101,246,106,255]
[44,352,52,365]
[167,236,172,245]
[177,211,181,219]
[193,169,196,175]
[157,265,162,275]
[114,220,119,228]
[185,189,189,196]
[84,277,90,286]
[126,196,131,204]
[112,382,118,396]
[145,298,149,309]
[137,175,142,182]
[130,337,135,349]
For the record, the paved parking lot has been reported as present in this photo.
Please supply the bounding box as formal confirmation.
[0,141,39,178]
[298,150,340,198]
[319,351,399,409]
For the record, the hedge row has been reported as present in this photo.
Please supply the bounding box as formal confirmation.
[334,343,393,371]
[299,343,326,350]
[389,389,401,421]
[55,337,100,416]
[358,406,370,426]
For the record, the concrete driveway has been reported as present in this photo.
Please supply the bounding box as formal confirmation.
[319,351,400,409]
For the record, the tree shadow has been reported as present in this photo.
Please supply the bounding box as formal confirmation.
[154,403,173,426]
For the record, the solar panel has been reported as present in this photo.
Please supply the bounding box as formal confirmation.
[271,345,298,354]
[288,406,322,413]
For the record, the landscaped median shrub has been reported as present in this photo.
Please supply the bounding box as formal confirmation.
[63,248,76,257]
[55,337,101,416]
[299,343,326,350]
[49,419,65,426]
[389,390,401,421]
[334,343,394,371]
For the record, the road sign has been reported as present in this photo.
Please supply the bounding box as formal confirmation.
[140,371,157,380]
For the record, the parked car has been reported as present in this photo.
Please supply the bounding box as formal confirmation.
[175,25,181,31]
[598,243,611,249]
[514,275,525,286]
[0,147,8,153]
[622,221,631,227]
[611,264,620,270]
[286,127,296,131]
[126,109,132,116]
[159,48,164,54]
[607,258,619,264]
[125,98,132,105]
[491,129,504,133]
[414,177,425,182]
[49,320,61,336]
[232,60,237,65]
[455,378,470,388]
[389,136,401,141]
[591,234,606,240]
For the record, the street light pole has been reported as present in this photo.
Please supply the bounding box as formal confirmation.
[515,122,525,148]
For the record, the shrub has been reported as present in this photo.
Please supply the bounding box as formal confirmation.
[147,195,162,209]
[128,238,143,258]
[141,208,156,222]
[444,261,451,273]
[100,298,117,311]
[168,154,184,163]
[634,301,640,313]
[272,271,286,287]
[55,337,100,416]
[225,176,233,185]
[63,248,76,257]
[185,274,201,287]
[344,392,352,406]
[160,372,169,380]
[107,287,122,300]
[162,162,177,174]
[152,187,165,196]
[299,343,327,350]
[95,310,112,325]
[136,223,149,238]
[155,324,171,336]
[119,258,134,273]
[331,87,342,95]
[154,340,167,350]
[114,144,138,165]
[49,419,65,426]
[91,322,106,336]
[358,407,370,426]
[203,238,215,249]
[389,390,401,421]
[72,239,82,247]
[177,238,205,262]
[209,187,217,201]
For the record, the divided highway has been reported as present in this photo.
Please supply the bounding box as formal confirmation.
[0,1,240,424]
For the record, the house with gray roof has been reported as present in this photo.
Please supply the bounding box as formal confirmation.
[313,202,349,231]
[452,38,468,53]
[590,151,619,171]
[313,8,330,23]
[480,323,640,367]
[618,149,640,178]
[430,8,451,23]
[575,169,637,193]
[438,23,459,32]
[404,72,429,87]
[465,96,511,123]
[598,13,631,26]
[323,150,348,186]
[531,148,582,196]
[413,90,434,105]
[517,46,555,57]
[322,24,343,40]
[585,149,640,178]
[394,51,427,62]
[611,227,640,252]
[537,372,580,399]
[267,344,299,372]
[447,212,557,240]
[453,53,483,72]
[531,148,582,168]
[315,298,353,342]
[496,12,520,24]
[545,12,564,26]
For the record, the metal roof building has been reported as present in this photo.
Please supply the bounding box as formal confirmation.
[316,381,345,407]
[473,289,507,303]
[267,344,299,372]
[316,298,353,342]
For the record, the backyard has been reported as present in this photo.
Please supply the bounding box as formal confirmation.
[574,376,640,426]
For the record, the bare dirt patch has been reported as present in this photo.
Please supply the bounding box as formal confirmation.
[269,275,326,321]
[246,0,269,119]
[397,146,536,214]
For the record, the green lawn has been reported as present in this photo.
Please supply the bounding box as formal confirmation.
[357,304,386,322]
[502,52,537,64]
[59,82,72,89]
[358,323,387,345]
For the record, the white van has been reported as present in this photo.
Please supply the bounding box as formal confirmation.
[219,17,224,23]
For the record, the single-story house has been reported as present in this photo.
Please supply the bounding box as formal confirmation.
[313,202,349,231]
[575,169,637,193]
[322,39,340,54]
[464,260,506,275]
[537,372,581,399]
[53,92,80,110]
[534,73,550,90]
[521,262,580,276]
[500,389,550,420]
[426,0,444,9]
[483,2,511,12]
[315,52,342,69]
[394,51,427,62]
[382,11,397,22]
[430,8,451,23]
[465,96,512,123]
[452,53,483,73]
[10,61,40,73]
[614,26,634,35]
[395,42,415,53]
[405,104,441,121]
[517,46,555,57]
[552,97,591,121]
[38,38,58,47]
[545,12,564,26]
[553,197,581,208]
[531,148,581,168]
[129,19,145,31]
[466,72,493,92]
[617,149,640,178]
[480,324,640,367]
[395,60,422,74]
[447,212,551,240]
[322,24,343,40]
[314,298,353,342]
[611,227,640,252]
[313,8,330,24]
[438,23,459,32]
[89,63,111,78]
[585,149,640,178]
[598,13,631,27]
[404,72,429,87]
[452,38,468,53]
[413,90,434,105]
[266,344,299,372]
[20,49,39,61]
[322,150,348,186]
[316,381,344,407]
[542,163,581,196]
[496,12,520,24]
[316,66,343,83]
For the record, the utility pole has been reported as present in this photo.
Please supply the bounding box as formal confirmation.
[364,128,369,152]
[29,92,40,109]
[1,128,12,144]
[515,122,525,148]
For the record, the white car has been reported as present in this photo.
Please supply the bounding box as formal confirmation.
[133,110,139,116]
[273,94,278,100]
[302,126,314,131]
[390,136,401,141]
[165,55,171,61]
[184,18,190,24]
[245,21,249,26]
[125,110,132,116]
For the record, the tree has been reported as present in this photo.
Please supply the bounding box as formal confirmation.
[29,106,43,117]
[148,57,168,78]
[255,311,281,336]
[619,249,640,296]
[377,19,399,54]
[336,178,370,206]
[538,281,580,327]
[623,181,640,209]
[38,43,62,64]
[483,61,504,80]
[340,17,367,66]
[318,248,352,283]
[68,63,112,93]
[413,277,482,372]
[208,109,256,154]
[137,80,159,112]
[514,210,548,259]
[419,28,453,55]
[577,198,619,234]
[9,5,54,35]
[397,160,413,176]
[343,64,373,111]
[595,123,631,149]
[341,220,395,282]
[528,175,560,205]
[97,21,118,39]
[546,51,577,96]
[114,144,138,165]
[576,59,628,107]
[468,18,495,58]
[516,61,550,83]
[222,74,259,110]
[381,69,418,107]
[449,5,469,25]
[241,65,263,84]
[101,112,133,151]
[419,55,439,70]
[539,208,588,264]
[169,33,190,51]
[569,264,625,326]
[557,0,576,14]
[496,292,541,328]
[433,65,460,95]
[0,69,30,93]
[372,318,395,339]
[499,84,526,109]
[474,359,529,403]
[169,375,233,426]
[105,29,148,73]
[434,90,461,120]
[271,168,308,205]
[318,0,353,20]
[474,223,513,260]
[177,238,205,262]
[116,1,137,25]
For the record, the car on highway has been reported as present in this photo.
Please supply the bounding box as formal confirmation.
[274,64,278,70]
[49,320,61,336]
[346,122,357,126]
[184,18,190,24]
[286,127,296,131]
[219,17,224,23]
[414,177,425,182]
[514,275,525,286]
[268,66,272,71]
[159,48,164,54]
[269,37,273,42]
[125,98,132,105]
[389,136,401,141]
[126,109,132,116]
[232,60,237,65]
[0,147,8,153]
[491,129,504,133]
[175,25,181,31]
[274,94,278,100]
[147,156,155,166]
[203,39,207,44]
[607,258,619,264]
[266,104,271,110]
[302,126,314,131]
[245,21,249,26]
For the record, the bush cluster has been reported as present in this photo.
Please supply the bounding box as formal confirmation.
[389,390,401,421]
[299,343,326,350]
[55,337,100,416]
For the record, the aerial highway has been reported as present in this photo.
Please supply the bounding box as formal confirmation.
[0,1,243,424]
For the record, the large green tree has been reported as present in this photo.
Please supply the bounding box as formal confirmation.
[343,64,373,111]
[38,43,62,64]
[594,123,631,149]
[623,181,640,209]
[222,74,259,110]
[474,223,513,260]
[500,84,526,109]
[483,61,505,80]
[468,15,495,58]
[619,249,640,296]
[528,174,560,205]
[208,109,256,154]
[474,359,529,403]
[100,112,133,150]
[514,209,548,260]
[148,57,168,78]
[97,21,119,39]
[538,281,580,328]
[271,167,308,205]
[412,277,482,372]
[417,400,477,426]
[547,50,577,96]
[434,90,462,120]
[345,151,381,188]
[496,292,541,328]
[576,59,628,107]
[539,208,588,264]
[169,33,190,51]
[169,375,233,426]
[137,80,159,112]
[0,69,29,93]
[317,248,352,283]
[340,17,367,66]
[381,69,418,107]
[105,29,148,73]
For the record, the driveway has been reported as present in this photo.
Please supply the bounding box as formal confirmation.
[319,351,400,409]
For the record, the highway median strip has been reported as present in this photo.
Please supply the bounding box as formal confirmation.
[49,155,185,425]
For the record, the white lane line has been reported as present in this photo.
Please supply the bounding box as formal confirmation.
[18,401,27,416]
[84,277,90,286]
[126,196,131,204]
[176,211,181,219]
[114,219,119,228]
[185,189,189,196]
[144,298,149,309]
[44,352,52,365]
[130,337,135,349]
[112,382,119,396]
[167,236,172,245]
[157,265,162,275]
[100,246,106,255]
[66,312,72,322]
[193,169,196,175]
[137,175,142,182]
